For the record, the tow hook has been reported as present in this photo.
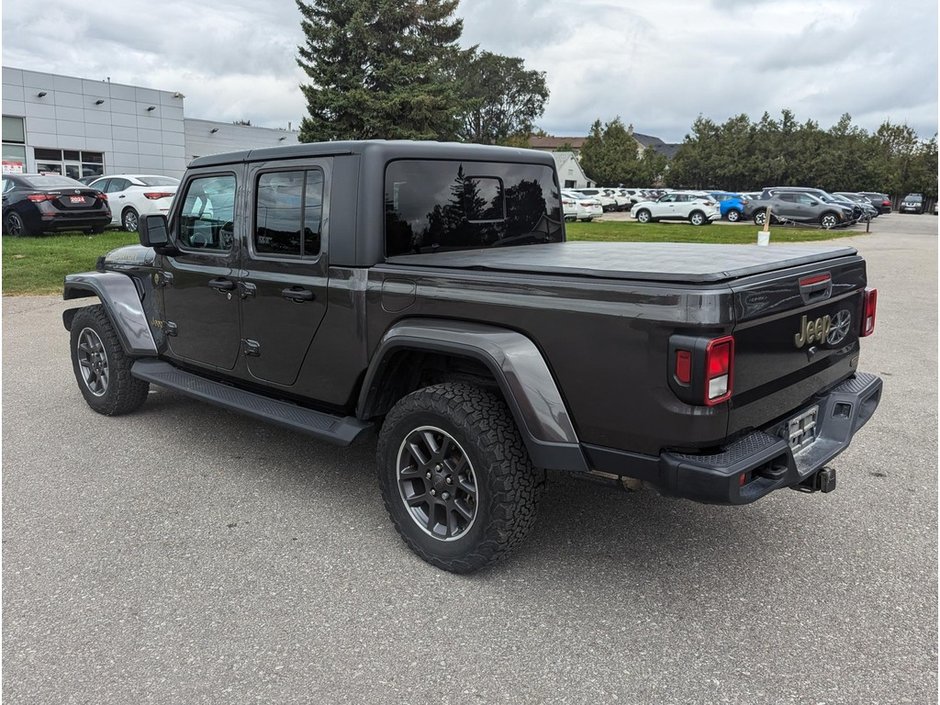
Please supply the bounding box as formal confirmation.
[793,466,837,494]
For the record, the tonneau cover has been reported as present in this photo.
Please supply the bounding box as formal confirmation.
[384,241,858,284]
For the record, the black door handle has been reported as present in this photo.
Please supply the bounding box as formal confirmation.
[281,287,314,302]
[208,278,235,292]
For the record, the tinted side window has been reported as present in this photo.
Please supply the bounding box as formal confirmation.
[385,160,561,257]
[178,174,236,251]
[254,169,323,258]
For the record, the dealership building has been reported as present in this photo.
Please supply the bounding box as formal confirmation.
[1,66,300,180]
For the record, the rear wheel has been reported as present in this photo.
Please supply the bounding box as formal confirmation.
[635,209,652,223]
[70,305,149,415]
[726,209,741,222]
[122,207,140,233]
[689,210,707,226]
[376,383,543,573]
[3,211,29,236]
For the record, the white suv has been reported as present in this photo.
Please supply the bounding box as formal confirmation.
[630,191,720,226]
[88,174,181,232]
[571,188,617,212]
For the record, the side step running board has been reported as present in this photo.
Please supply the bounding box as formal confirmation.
[131,359,371,446]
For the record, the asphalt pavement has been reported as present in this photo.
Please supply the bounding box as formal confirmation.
[3,213,937,704]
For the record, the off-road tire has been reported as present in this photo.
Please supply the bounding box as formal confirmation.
[376,383,544,573]
[70,305,149,415]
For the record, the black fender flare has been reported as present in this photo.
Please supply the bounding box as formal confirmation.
[63,272,157,356]
[358,319,588,472]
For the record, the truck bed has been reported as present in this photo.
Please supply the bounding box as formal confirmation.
[385,241,858,284]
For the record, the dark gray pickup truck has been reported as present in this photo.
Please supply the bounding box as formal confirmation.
[63,141,882,572]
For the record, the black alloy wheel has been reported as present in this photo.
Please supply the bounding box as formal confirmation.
[376,383,544,573]
[4,211,27,236]
[396,426,479,541]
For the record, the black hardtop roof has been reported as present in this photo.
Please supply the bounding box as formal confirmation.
[188,140,557,169]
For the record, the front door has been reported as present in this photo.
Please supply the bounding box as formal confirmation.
[160,171,242,371]
[238,160,330,387]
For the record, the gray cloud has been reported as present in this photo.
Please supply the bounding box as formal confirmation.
[2,0,936,142]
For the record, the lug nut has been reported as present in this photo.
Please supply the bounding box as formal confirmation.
[435,464,442,472]
[442,492,450,500]
[430,489,437,497]
[425,472,432,479]
[445,476,453,484]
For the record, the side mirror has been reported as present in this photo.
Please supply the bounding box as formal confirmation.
[139,214,169,248]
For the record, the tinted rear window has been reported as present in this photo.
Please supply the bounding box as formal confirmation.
[385,160,562,257]
[138,176,180,186]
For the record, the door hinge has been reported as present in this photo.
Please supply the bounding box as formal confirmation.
[242,339,261,357]
[154,271,175,288]
[165,321,178,337]
[238,281,257,299]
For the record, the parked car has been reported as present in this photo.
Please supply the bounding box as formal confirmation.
[752,192,854,229]
[571,188,616,212]
[709,191,748,222]
[562,190,603,221]
[631,191,720,225]
[899,193,924,214]
[87,174,181,232]
[837,193,877,219]
[2,173,111,236]
[858,192,892,214]
[761,187,864,222]
[62,139,882,572]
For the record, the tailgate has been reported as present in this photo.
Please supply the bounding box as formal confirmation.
[728,253,868,435]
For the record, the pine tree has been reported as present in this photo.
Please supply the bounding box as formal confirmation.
[296,0,463,142]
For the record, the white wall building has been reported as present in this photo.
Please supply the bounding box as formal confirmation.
[551,151,594,189]
[2,67,299,180]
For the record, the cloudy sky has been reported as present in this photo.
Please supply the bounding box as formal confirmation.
[3,0,937,143]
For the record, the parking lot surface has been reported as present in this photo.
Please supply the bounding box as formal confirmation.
[3,214,937,704]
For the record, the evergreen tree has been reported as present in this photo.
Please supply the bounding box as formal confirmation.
[296,0,463,142]
[580,117,644,185]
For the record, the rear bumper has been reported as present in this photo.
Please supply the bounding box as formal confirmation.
[661,372,882,504]
[583,372,882,505]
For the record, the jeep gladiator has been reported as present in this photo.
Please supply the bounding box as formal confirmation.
[63,141,883,572]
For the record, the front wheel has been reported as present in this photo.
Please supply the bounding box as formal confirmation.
[726,209,741,222]
[635,209,652,223]
[376,383,544,573]
[70,305,149,415]
[753,210,768,226]
[820,212,839,229]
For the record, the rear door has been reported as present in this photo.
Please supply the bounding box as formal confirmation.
[237,158,330,387]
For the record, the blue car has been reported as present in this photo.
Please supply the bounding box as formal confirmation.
[709,191,748,222]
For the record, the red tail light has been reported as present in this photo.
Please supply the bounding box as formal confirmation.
[26,193,56,202]
[143,192,174,200]
[861,287,877,337]
[704,336,734,405]
[96,192,108,201]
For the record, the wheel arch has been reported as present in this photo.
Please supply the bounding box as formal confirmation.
[63,272,157,356]
[358,319,588,472]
